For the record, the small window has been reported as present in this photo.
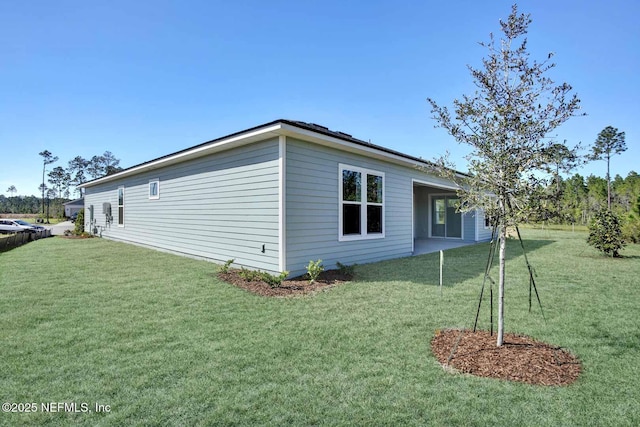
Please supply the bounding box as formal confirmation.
[484,214,494,229]
[149,179,160,200]
[118,186,125,226]
[339,164,384,241]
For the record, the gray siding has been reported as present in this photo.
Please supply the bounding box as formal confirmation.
[462,211,476,242]
[285,138,468,276]
[474,209,494,241]
[84,138,281,272]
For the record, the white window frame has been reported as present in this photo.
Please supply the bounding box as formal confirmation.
[149,178,160,200]
[117,186,125,227]
[338,163,385,241]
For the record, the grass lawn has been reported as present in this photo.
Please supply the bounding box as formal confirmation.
[1,230,638,426]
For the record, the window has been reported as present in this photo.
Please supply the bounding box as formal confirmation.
[435,199,446,225]
[484,214,494,229]
[117,186,124,226]
[339,164,384,240]
[149,179,160,200]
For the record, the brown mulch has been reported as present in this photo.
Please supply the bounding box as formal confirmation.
[217,269,352,297]
[431,329,581,386]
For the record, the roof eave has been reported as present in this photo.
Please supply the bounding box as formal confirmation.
[79,119,466,188]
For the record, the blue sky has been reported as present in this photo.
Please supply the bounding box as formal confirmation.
[1,0,638,197]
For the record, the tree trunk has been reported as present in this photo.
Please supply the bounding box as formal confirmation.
[497,221,506,347]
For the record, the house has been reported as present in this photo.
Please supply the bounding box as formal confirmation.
[63,197,84,218]
[79,120,492,276]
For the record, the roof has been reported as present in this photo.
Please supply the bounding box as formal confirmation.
[63,197,84,206]
[80,119,454,188]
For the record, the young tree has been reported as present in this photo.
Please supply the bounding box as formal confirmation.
[39,150,58,218]
[588,126,626,209]
[427,5,582,346]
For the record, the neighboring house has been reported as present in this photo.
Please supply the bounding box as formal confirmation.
[79,120,492,276]
[63,198,84,218]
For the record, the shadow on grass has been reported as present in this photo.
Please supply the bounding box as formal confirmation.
[355,238,554,286]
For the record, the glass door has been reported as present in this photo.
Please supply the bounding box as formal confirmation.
[431,196,462,238]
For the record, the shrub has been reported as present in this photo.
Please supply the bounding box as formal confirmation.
[305,259,324,284]
[74,209,85,235]
[587,209,626,257]
[238,267,261,282]
[261,271,289,288]
[221,259,235,274]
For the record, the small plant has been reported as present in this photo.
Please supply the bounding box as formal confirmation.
[587,209,626,257]
[336,261,356,277]
[238,267,261,282]
[221,259,235,274]
[305,259,324,284]
[261,271,289,288]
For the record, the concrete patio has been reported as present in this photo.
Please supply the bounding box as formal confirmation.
[413,238,478,256]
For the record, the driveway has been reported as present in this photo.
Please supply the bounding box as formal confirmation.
[49,221,75,236]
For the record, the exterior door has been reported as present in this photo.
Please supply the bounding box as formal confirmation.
[431,195,462,238]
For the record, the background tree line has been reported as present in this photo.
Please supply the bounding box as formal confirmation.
[534,170,640,236]
[2,151,122,218]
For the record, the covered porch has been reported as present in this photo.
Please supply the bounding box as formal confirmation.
[413,180,464,240]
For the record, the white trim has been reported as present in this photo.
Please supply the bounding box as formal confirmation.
[411,181,415,253]
[149,178,160,200]
[475,208,480,241]
[412,177,459,191]
[428,193,464,240]
[80,124,283,187]
[278,135,286,272]
[338,163,385,242]
[80,121,468,189]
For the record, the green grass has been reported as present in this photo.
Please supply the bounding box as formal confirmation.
[520,222,589,232]
[1,231,639,426]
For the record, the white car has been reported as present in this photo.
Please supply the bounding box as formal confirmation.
[0,219,38,234]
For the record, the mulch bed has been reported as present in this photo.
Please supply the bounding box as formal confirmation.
[217,269,352,297]
[431,329,581,386]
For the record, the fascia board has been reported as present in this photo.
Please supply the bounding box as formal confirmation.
[79,124,283,188]
[278,123,430,169]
